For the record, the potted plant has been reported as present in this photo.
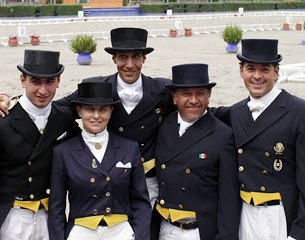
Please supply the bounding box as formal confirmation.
[8,35,18,47]
[70,34,97,65]
[222,25,242,53]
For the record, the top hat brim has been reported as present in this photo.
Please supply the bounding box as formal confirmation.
[71,98,120,106]
[17,65,65,78]
[166,82,216,90]
[104,47,154,55]
[237,54,282,64]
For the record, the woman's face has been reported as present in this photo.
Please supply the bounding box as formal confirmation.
[77,105,113,134]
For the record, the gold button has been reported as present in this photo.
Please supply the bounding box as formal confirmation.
[185,168,191,174]
[178,204,183,209]
[92,194,98,198]
[93,209,98,215]
[46,189,51,195]
[238,149,243,154]
[160,164,166,170]
[30,194,34,199]
[141,157,145,163]
[260,186,266,192]
[119,127,124,132]
[106,207,111,213]
[105,192,111,197]
[160,199,165,205]
[140,126,145,130]
[239,166,244,172]
[106,176,111,182]
[240,184,245,189]
[262,170,268,175]
[90,178,96,183]
[28,177,33,182]
[181,187,186,192]
[161,181,165,186]
[141,143,144,147]
[28,161,32,166]
[265,152,270,157]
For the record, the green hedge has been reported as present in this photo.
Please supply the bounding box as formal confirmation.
[0,4,82,17]
[140,2,305,14]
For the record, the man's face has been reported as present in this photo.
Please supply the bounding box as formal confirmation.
[21,75,60,108]
[112,51,146,84]
[77,105,113,134]
[240,62,279,99]
[173,87,210,123]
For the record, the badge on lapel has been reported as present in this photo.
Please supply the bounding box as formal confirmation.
[199,153,207,159]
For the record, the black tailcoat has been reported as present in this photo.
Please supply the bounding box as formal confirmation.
[215,90,305,240]
[48,132,151,240]
[153,110,241,240]
[0,103,79,227]
[56,73,175,176]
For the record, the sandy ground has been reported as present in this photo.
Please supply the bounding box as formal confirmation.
[1,12,305,106]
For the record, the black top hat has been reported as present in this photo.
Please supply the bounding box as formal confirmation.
[237,39,282,64]
[17,50,64,78]
[166,64,216,90]
[72,82,120,106]
[104,27,154,55]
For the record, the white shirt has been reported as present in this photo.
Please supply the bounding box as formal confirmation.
[19,94,51,133]
[117,75,143,114]
[82,128,109,163]
[247,86,282,120]
[177,110,207,137]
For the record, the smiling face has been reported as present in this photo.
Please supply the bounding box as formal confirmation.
[21,74,60,108]
[112,51,146,84]
[77,105,113,134]
[173,87,210,123]
[240,62,279,99]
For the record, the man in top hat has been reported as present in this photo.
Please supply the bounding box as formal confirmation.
[151,64,241,240]
[54,27,175,207]
[0,50,79,240]
[215,39,305,240]
[48,82,151,240]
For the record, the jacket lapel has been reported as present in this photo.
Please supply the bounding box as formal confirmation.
[31,105,66,159]
[161,111,214,162]
[239,91,290,146]
[99,133,123,173]
[114,74,166,124]
[9,103,40,147]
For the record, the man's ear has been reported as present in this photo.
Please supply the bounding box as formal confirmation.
[76,106,81,118]
[20,74,26,88]
[112,55,116,64]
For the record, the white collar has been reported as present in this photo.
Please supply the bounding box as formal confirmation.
[117,74,143,91]
[249,86,282,108]
[81,128,109,143]
[177,110,207,127]
[19,93,51,117]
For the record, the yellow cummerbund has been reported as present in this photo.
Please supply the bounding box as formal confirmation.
[13,198,48,212]
[156,204,196,222]
[240,190,281,205]
[75,214,128,230]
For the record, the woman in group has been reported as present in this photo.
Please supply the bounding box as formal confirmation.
[48,82,151,240]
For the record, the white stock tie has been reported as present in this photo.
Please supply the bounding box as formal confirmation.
[247,101,266,120]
